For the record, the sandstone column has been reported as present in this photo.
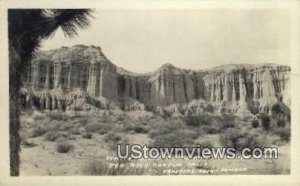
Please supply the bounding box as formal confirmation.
[232,79,236,101]
[262,70,276,99]
[239,73,246,101]
[210,84,214,102]
[99,68,103,97]
[45,64,50,89]
[67,64,72,89]
[129,77,136,99]
[253,73,258,99]
[87,64,97,96]
[45,96,51,110]
[160,70,165,97]
[54,61,62,88]
[32,61,40,89]
[223,75,230,101]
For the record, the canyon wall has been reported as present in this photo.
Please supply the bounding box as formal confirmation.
[21,45,290,115]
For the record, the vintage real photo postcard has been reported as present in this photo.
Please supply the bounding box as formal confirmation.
[1,0,300,185]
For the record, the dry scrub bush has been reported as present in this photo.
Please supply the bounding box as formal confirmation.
[251,120,259,128]
[152,133,185,148]
[273,128,291,142]
[202,126,220,134]
[260,114,271,131]
[149,119,186,138]
[78,118,88,126]
[82,132,92,139]
[46,112,69,121]
[33,114,45,120]
[123,122,150,134]
[44,131,61,141]
[277,118,286,128]
[221,128,265,152]
[85,122,112,135]
[31,127,47,137]
[104,132,129,152]
[220,114,236,130]
[56,138,73,153]
[21,140,37,148]
[184,114,213,127]
[149,119,197,149]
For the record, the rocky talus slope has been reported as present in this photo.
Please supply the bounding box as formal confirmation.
[21,45,290,116]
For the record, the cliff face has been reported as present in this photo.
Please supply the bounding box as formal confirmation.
[21,45,290,115]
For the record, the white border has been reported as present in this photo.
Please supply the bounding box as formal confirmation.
[0,1,300,186]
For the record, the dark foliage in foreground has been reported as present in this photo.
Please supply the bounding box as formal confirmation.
[9,9,93,175]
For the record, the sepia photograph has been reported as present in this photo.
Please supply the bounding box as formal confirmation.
[1,0,300,185]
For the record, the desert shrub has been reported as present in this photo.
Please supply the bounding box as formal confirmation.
[193,128,206,137]
[154,109,172,118]
[56,139,73,153]
[149,130,161,138]
[67,135,77,140]
[22,140,37,148]
[202,126,220,134]
[124,123,150,134]
[240,134,265,149]
[104,132,129,152]
[221,128,243,148]
[98,125,113,135]
[180,129,199,140]
[220,114,236,129]
[139,115,153,123]
[152,133,184,148]
[33,114,45,120]
[220,128,265,152]
[148,119,197,149]
[272,103,283,115]
[286,113,291,123]
[197,140,214,148]
[58,123,72,131]
[96,116,109,123]
[184,116,200,127]
[70,128,81,135]
[149,119,186,138]
[104,132,122,143]
[85,123,112,134]
[151,128,195,148]
[44,131,61,142]
[184,114,212,127]
[31,127,47,137]
[83,159,109,175]
[79,118,88,126]
[273,128,291,141]
[116,114,126,121]
[277,118,286,128]
[251,120,259,128]
[46,112,69,121]
[260,114,271,131]
[82,132,92,139]
[240,114,255,122]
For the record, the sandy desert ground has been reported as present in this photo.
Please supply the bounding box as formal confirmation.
[19,109,290,176]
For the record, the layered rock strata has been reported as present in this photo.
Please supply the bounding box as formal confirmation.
[21,45,290,115]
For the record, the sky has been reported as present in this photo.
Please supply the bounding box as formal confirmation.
[41,9,291,73]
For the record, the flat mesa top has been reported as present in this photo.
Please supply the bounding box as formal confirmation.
[34,45,290,76]
[35,45,110,64]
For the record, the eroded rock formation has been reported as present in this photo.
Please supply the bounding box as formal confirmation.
[21,45,291,115]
